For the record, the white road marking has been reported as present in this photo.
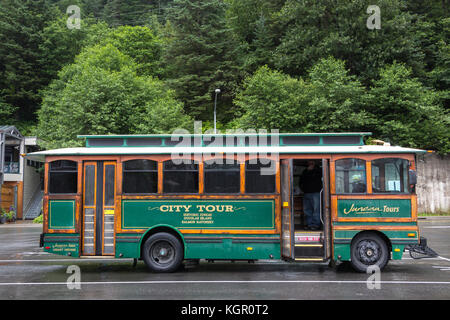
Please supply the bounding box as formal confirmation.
[423,226,450,229]
[432,266,450,271]
[0,280,449,286]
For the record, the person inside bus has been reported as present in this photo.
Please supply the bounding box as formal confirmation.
[351,174,366,193]
[299,160,322,230]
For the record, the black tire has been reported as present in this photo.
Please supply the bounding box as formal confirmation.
[350,232,389,273]
[142,232,183,273]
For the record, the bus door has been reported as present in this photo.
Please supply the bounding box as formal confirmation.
[284,158,331,261]
[82,161,116,256]
[321,158,331,260]
[281,159,294,259]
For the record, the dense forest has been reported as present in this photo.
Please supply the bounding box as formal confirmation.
[0,0,448,153]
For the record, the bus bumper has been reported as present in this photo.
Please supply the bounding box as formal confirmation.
[406,237,439,259]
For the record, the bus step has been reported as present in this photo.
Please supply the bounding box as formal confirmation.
[294,231,323,244]
[294,244,324,257]
[294,257,325,262]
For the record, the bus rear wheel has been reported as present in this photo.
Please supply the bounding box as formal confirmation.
[350,232,389,273]
[142,232,183,273]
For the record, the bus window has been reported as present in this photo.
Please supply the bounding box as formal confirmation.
[245,159,276,193]
[163,160,199,193]
[204,161,240,194]
[335,158,366,194]
[123,160,158,194]
[49,160,78,194]
[372,158,409,193]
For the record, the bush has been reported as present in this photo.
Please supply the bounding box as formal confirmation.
[33,215,43,224]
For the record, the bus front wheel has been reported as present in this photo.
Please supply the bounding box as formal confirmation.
[142,232,183,273]
[350,232,389,273]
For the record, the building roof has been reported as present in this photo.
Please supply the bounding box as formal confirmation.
[0,125,23,140]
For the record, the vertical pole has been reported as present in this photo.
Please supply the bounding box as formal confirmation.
[214,92,217,134]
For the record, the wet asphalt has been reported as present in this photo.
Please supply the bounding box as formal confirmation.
[0,217,449,300]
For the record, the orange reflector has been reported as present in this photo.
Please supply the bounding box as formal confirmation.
[394,248,401,252]
[408,233,416,237]
[283,202,289,207]
[247,247,253,251]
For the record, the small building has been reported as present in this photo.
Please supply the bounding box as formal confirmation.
[0,126,43,220]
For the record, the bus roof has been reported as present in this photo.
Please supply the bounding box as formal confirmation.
[27,144,426,162]
[74,132,373,148]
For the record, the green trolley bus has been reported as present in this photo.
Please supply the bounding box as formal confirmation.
[28,132,435,272]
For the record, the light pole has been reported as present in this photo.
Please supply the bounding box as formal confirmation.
[213,88,220,134]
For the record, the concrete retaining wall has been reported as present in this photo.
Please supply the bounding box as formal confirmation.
[416,153,450,214]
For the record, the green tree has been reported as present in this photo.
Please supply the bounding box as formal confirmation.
[273,0,425,84]
[99,25,163,76]
[39,15,111,84]
[37,44,192,149]
[235,58,373,133]
[162,0,241,122]
[0,0,57,122]
[366,62,449,153]
[234,65,309,131]
[303,57,373,132]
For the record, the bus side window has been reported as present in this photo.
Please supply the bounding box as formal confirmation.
[245,159,276,194]
[123,159,158,194]
[335,159,366,194]
[49,160,78,194]
[371,158,409,193]
[163,160,199,193]
[204,161,240,194]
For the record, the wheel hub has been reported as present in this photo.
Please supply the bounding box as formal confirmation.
[151,241,175,265]
[357,240,380,265]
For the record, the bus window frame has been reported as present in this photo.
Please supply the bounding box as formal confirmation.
[203,159,242,195]
[331,154,415,195]
[244,158,278,195]
[333,157,368,195]
[122,159,159,195]
[162,159,200,195]
[371,157,411,195]
[47,159,79,195]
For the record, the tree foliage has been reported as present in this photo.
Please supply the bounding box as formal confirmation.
[0,0,448,153]
[37,44,192,149]
[162,0,241,122]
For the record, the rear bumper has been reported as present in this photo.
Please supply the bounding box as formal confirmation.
[406,236,438,259]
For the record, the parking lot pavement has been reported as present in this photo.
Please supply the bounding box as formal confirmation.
[0,217,449,300]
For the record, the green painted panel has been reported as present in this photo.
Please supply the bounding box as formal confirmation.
[337,199,411,218]
[121,200,275,230]
[334,230,417,241]
[185,241,280,260]
[49,200,75,229]
[115,242,140,258]
[334,244,351,261]
[391,245,405,260]
[43,233,79,257]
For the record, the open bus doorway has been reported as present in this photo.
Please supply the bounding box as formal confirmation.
[293,159,323,232]
[281,158,331,261]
